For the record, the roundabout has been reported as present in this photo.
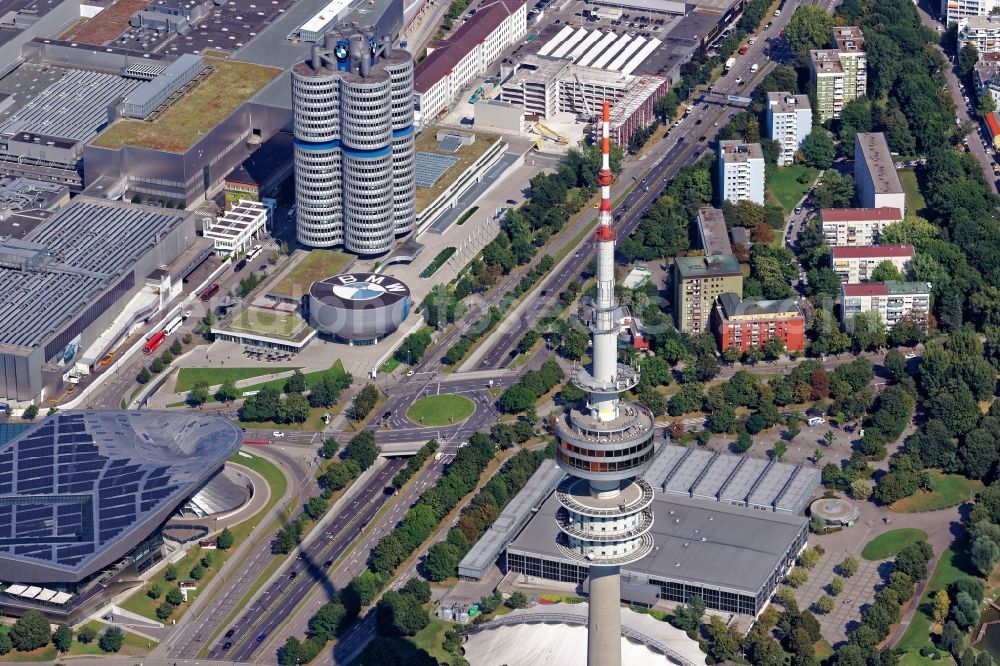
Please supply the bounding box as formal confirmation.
[405,393,476,426]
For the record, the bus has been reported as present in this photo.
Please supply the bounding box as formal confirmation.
[144,331,165,355]
[164,316,183,336]
[200,283,220,301]
[247,244,263,261]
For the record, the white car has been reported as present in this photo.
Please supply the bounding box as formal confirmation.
[807,417,826,427]
[273,431,285,438]
[182,310,192,319]
[905,353,917,360]
[748,37,756,45]
[406,370,415,377]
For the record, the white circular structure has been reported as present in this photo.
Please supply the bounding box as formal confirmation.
[810,497,861,526]
[308,272,410,344]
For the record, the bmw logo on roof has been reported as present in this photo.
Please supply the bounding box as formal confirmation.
[309,273,411,343]
[335,43,349,60]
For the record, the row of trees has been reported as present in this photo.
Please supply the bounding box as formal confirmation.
[238,367,353,423]
[136,333,194,385]
[0,612,125,655]
[498,357,564,414]
[425,448,547,581]
[273,432,379,555]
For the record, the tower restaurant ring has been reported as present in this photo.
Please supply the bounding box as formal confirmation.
[308,272,411,344]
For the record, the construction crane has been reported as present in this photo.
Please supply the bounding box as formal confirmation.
[534,122,569,145]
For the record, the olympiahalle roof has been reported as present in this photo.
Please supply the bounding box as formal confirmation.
[0,411,242,583]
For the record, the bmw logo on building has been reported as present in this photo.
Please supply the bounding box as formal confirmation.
[308,272,411,345]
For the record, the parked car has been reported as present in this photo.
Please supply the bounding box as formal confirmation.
[273,431,285,438]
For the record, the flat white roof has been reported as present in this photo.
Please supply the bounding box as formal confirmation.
[300,0,353,32]
[22,586,42,599]
[569,29,603,61]
[609,35,646,71]
[577,31,619,67]
[551,27,589,58]
[538,24,575,56]
[620,38,661,75]
[4,584,26,595]
[34,588,57,602]
[592,34,633,69]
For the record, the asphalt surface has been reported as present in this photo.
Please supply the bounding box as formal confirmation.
[258,452,456,660]
[157,445,317,660]
[914,0,1000,194]
[213,458,405,662]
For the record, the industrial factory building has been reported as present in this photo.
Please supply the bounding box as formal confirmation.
[0,198,205,403]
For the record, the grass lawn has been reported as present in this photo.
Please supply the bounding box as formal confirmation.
[240,359,348,396]
[409,615,455,663]
[269,249,354,299]
[767,165,819,213]
[897,545,978,652]
[406,394,475,426]
[79,621,158,654]
[892,471,984,513]
[899,650,941,666]
[92,56,279,153]
[380,357,402,374]
[861,528,928,561]
[814,639,834,661]
[174,366,296,392]
[898,169,926,216]
[230,308,305,337]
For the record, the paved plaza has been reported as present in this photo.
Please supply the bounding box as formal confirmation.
[791,550,884,645]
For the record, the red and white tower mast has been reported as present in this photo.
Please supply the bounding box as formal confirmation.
[553,100,656,666]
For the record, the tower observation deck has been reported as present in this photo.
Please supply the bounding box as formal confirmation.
[553,100,656,666]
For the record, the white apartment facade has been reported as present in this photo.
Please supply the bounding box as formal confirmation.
[945,0,1000,26]
[766,93,812,166]
[841,281,932,332]
[830,244,914,283]
[820,207,904,246]
[718,140,765,205]
[413,0,527,126]
[960,14,1000,52]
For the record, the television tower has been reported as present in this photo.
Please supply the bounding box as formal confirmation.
[553,100,656,666]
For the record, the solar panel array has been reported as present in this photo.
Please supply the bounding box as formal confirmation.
[0,200,189,350]
[414,151,459,187]
[0,411,242,575]
[437,135,462,152]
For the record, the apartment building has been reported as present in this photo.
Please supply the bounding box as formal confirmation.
[841,281,932,332]
[961,14,1000,52]
[713,292,806,354]
[413,0,527,126]
[974,58,1000,107]
[945,0,1000,26]
[833,26,867,100]
[820,207,903,246]
[810,27,866,122]
[830,244,914,283]
[696,206,732,256]
[766,93,812,166]
[673,254,743,335]
[718,140,765,205]
[854,132,906,214]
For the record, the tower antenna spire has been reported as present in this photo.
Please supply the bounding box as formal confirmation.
[552,99,656,666]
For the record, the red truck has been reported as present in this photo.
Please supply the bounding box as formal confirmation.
[143,331,165,355]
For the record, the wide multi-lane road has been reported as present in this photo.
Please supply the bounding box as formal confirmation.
[212,458,405,662]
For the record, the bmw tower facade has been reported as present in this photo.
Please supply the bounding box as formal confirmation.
[292,28,415,255]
